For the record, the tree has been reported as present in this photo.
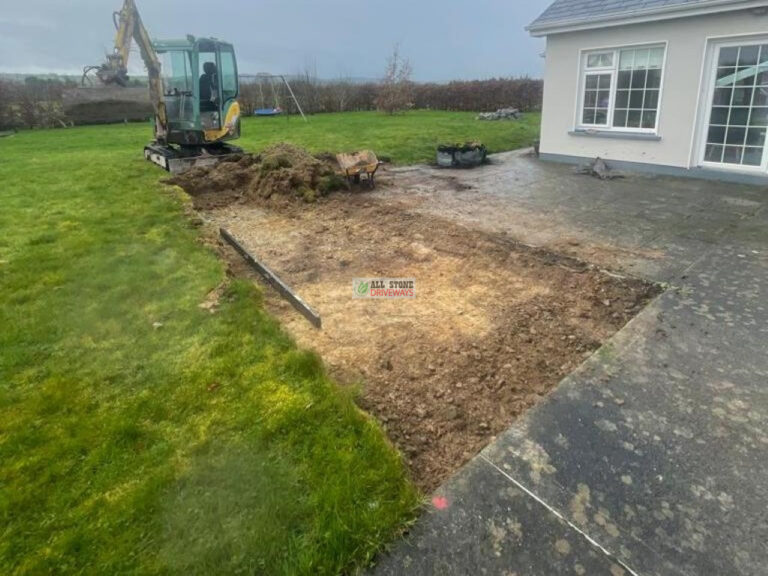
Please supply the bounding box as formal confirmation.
[375,45,413,114]
[0,79,13,129]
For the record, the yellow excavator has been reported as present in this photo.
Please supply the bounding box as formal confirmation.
[85,0,242,172]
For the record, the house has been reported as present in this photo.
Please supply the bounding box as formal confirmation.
[528,0,768,184]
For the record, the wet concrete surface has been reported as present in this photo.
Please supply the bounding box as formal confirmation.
[371,153,768,575]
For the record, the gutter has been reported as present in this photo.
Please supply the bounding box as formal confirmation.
[527,0,768,36]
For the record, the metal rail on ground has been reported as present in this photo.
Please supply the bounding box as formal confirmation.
[220,228,322,328]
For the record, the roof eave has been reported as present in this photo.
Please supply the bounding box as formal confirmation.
[527,0,767,37]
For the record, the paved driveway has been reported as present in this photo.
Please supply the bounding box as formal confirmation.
[373,153,768,576]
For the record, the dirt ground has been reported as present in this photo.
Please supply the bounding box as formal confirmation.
[183,164,661,491]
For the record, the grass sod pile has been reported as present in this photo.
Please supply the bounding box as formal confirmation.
[0,126,418,574]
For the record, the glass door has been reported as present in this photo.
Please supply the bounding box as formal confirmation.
[703,43,768,170]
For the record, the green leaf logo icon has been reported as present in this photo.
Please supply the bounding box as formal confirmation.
[357,281,369,296]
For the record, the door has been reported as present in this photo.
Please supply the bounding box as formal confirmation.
[702,41,768,171]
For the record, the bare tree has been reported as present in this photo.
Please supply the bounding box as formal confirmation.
[375,45,413,114]
[0,79,14,129]
[329,77,353,112]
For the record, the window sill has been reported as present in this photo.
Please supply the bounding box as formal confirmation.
[569,129,661,141]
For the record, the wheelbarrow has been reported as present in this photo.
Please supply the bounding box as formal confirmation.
[336,150,381,188]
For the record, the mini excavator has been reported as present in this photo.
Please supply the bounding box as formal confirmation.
[85,0,242,172]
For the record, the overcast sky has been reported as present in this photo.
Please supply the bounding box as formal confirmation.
[0,0,550,81]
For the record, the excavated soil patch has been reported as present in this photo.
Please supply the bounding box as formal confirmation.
[201,191,660,492]
[167,143,346,209]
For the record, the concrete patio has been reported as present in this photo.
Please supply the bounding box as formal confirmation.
[372,153,768,575]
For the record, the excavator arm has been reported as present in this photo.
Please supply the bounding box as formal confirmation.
[89,0,168,141]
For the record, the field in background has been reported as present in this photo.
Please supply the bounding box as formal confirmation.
[0,111,539,574]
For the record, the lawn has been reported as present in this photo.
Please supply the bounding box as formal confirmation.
[238,110,540,164]
[0,110,539,575]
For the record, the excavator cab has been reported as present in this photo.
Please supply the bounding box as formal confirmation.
[154,37,241,148]
[145,36,242,170]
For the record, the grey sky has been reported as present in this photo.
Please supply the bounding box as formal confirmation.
[0,0,549,81]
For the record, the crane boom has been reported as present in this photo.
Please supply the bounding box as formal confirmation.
[94,0,168,141]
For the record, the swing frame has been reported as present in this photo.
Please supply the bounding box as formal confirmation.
[241,73,308,122]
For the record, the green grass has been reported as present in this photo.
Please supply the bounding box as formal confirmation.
[0,110,539,575]
[237,110,540,164]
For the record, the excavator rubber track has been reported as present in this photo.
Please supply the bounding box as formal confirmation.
[144,143,244,174]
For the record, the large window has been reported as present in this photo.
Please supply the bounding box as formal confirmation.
[703,43,768,167]
[579,45,666,132]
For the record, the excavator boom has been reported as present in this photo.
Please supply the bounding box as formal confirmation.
[92,0,167,140]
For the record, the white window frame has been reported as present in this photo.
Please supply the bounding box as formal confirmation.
[697,36,768,174]
[576,42,668,134]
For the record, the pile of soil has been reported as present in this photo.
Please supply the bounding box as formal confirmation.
[169,144,347,209]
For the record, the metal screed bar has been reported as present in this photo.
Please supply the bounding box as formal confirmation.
[220,228,322,329]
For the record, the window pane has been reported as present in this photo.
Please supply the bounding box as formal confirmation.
[717,67,736,85]
[631,69,648,89]
[711,107,729,124]
[753,88,768,106]
[726,126,746,145]
[588,52,613,68]
[617,70,632,89]
[613,109,628,127]
[743,146,763,165]
[708,125,726,144]
[730,107,750,125]
[723,145,742,163]
[644,89,660,109]
[583,108,596,124]
[641,110,657,129]
[739,45,760,67]
[598,75,612,90]
[749,107,768,126]
[761,45,768,63]
[757,65,768,86]
[219,49,238,101]
[597,90,611,107]
[615,90,629,108]
[627,110,642,128]
[719,47,739,67]
[648,48,665,68]
[584,90,597,107]
[646,69,662,89]
[634,49,650,69]
[733,88,753,106]
[630,90,644,108]
[585,75,598,89]
[746,127,766,146]
[736,68,757,87]
[619,50,635,70]
[705,144,724,162]
[713,88,732,106]
[595,109,608,124]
